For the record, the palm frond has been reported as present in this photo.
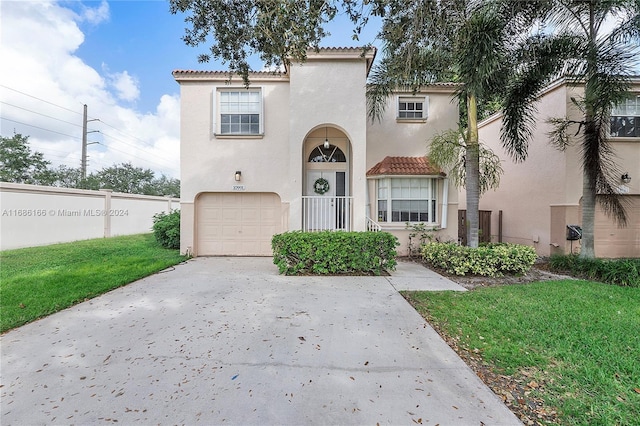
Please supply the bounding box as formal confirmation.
[501,33,581,162]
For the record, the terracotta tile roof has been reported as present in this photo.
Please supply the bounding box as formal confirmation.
[367,156,446,177]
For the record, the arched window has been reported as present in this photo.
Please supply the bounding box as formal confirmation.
[308,144,346,162]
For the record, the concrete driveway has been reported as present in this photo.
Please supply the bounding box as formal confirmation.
[1,257,520,425]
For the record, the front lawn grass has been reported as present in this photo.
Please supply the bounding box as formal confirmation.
[404,280,640,425]
[0,234,188,333]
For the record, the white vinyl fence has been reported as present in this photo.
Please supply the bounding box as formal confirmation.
[0,182,179,251]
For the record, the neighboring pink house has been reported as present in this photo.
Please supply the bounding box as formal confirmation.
[173,48,460,256]
[467,78,640,258]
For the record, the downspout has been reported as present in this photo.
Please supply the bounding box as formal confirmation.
[441,178,448,229]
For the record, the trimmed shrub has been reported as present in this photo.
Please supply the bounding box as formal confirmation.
[152,210,180,249]
[549,254,639,287]
[422,242,537,277]
[271,231,399,275]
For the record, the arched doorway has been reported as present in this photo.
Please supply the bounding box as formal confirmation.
[303,126,352,231]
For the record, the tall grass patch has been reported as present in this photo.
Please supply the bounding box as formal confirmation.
[549,254,639,287]
[1,234,188,332]
[404,280,640,425]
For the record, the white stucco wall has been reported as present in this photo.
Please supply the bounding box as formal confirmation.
[0,183,179,250]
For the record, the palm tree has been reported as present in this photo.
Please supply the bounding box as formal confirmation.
[501,0,639,258]
[366,0,537,248]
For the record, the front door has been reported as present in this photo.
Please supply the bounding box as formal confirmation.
[306,171,335,230]
[306,171,347,230]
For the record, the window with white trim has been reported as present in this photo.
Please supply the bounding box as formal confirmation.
[610,94,639,137]
[397,96,428,120]
[377,178,437,223]
[218,89,262,135]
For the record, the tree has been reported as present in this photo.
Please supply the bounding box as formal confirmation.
[428,129,503,196]
[92,162,156,194]
[51,165,87,189]
[147,174,181,198]
[170,0,341,85]
[501,0,639,258]
[0,133,56,185]
[366,0,543,247]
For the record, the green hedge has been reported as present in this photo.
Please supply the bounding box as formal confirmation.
[152,210,180,249]
[549,254,639,287]
[271,231,399,275]
[422,242,537,277]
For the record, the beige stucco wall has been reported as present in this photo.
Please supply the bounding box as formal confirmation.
[470,79,640,257]
[365,86,463,252]
[175,50,463,256]
[0,182,179,250]
[289,57,370,231]
[177,73,291,254]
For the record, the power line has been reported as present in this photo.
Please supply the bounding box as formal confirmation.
[1,101,82,128]
[100,130,178,166]
[0,85,82,116]
[96,119,159,150]
[0,117,81,140]
[103,142,179,174]
[2,85,179,175]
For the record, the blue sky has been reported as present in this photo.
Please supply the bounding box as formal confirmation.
[1,0,380,178]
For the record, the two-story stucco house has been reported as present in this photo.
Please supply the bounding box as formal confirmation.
[173,47,460,256]
[465,78,640,258]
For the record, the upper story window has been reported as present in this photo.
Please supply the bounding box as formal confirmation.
[218,89,262,135]
[398,96,428,120]
[610,94,639,138]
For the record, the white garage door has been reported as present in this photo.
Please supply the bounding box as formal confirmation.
[196,192,282,256]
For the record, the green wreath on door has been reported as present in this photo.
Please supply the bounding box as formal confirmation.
[313,177,330,195]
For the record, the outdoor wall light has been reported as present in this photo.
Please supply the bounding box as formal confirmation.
[323,126,330,149]
[235,171,242,182]
[621,173,631,184]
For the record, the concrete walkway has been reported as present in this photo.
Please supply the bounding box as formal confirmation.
[1,258,520,425]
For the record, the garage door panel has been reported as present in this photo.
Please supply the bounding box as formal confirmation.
[196,192,282,256]
[593,195,640,258]
[240,208,260,221]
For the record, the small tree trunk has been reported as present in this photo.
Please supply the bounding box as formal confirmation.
[466,93,480,248]
[580,167,596,258]
[579,1,597,260]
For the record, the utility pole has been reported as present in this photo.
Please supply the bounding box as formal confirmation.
[81,104,88,179]
[81,104,100,179]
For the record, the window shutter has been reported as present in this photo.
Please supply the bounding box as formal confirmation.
[212,89,217,135]
[423,96,430,119]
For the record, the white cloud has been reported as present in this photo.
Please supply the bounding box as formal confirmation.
[81,0,110,25]
[0,0,179,178]
[110,70,141,102]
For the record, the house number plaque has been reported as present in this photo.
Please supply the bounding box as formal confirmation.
[232,185,246,191]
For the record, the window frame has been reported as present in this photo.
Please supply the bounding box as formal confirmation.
[376,177,438,225]
[609,94,639,139]
[214,87,264,137]
[396,95,429,121]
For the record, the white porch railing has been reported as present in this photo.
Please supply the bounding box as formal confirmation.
[366,217,382,232]
[302,196,353,231]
